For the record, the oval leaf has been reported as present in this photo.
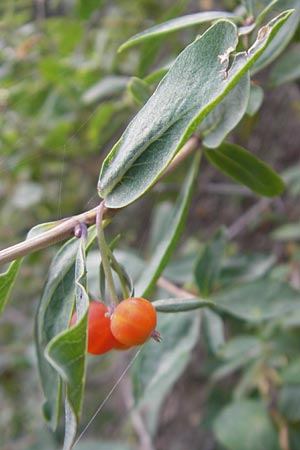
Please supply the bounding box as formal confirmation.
[214,399,280,450]
[213,279,299,322]
[118,11,241,52]
[127,77,151,105]
[202,308,225,355]
[152,297,214,312]
[98,12,291,208]
[200,75,250,148]
[253,0,300,74]
[204,142,285,197]
[246,83,264,116]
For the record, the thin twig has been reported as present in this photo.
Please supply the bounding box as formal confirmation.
[226,197,271,240]
[0,135,200,266]
[157,276,197,298]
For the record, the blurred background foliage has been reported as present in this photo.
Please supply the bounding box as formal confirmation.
[1,0,300,449]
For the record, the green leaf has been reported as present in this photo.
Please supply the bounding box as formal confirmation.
[212,355,258,382]
[98,12,291,208]
[279,384,300,422]
[204,142,285,197]
[213,279,300,322]
[214,399,280,450]
[27,219,67,239]
[81,76,129,105]
[118,11,241,52]
[200,75,250,148]
[194,228,227,297]
[0,259,22,316]
[243,0,256,16]
[270,43,300,86]
[220,253,276,285]
[127,77,151,105]
[246,83,264,116]
[202,309,225,355]
[152,297,214,312]
[35,238,79,430]
[271,223,300,241]
[46,231,89,450]
[135,153,200,297]
[253,0,300,74]
[281,359,300,384]
[131,311,200,435]
[76,0,103,19]
[163,249,200,284]
[218,335,262,361]
[35,228,96,431]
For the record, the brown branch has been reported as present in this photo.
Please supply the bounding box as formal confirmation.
[157,276,198,298]
[0,135,200,266]
[226,197,271,240]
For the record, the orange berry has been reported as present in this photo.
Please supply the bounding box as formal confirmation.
[110,297,159,346]
[71,301,122,355]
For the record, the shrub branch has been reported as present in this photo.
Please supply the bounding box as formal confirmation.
[0,134,200,266]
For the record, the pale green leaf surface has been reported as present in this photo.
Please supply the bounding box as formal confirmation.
[118,11,241,52]
[163,249,200,284]
[0,259,22,316]
[279,385,300,422]
[220,253,276,285]
[281,358,300,384]
[131,311,200,435]
[99,13,291,208]
[35,228,96,431]
[46,233,89,450]
[35,238,79,430]
[270,44,300,85]
[271,223,300,241]
[200,75,250,148]
[128,77,151,105]
[212,355,257,381]
[243,0,255,16]
[27,219,67,239]
[134,154,199,297]
[202,309,225,355]
[253,0,300,74]
[81,76,129,105]
[152,297,214,312]
[63,399,77,450]
[213,279,300,322]
[194,228,227,296]
[246,83,264,116]
[219,335,262,361]
[204,142,285,197]
[214,400,280,450]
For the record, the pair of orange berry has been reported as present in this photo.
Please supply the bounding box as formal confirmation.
[71,297,159,355]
